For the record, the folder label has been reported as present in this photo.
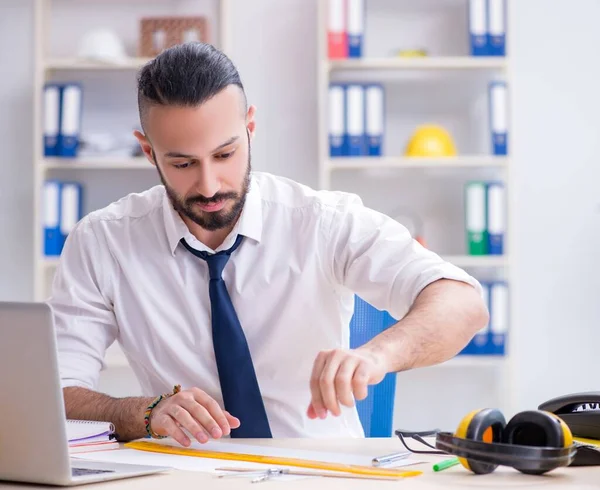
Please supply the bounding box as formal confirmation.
[59,84,82,157]
[43,181,62,257]
[488,0,506,56]
[469,0,488,56]
[487,182,505,254]
[327,0,347,59]
[345,84,366,156]
[490,82,508,155]
[465,182,488,255]
[43,85,61,157]
[329,84,346,157]
[365,84,384,156]
[347,0,364,58]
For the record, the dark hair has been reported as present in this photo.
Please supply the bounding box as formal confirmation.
[137,42,246,132]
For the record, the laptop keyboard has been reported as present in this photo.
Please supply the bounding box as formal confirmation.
[72,467,116,477]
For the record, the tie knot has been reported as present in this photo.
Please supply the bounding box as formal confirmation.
[180,234,245,280]
[205,254,230,280]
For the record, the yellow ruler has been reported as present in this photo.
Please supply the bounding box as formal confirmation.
[125,441,422,479]
[575,437,600,447]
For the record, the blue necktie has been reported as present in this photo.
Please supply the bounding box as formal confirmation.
[181,235,272,438]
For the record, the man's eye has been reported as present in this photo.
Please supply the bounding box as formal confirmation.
[174,162,192,169]
[217,151,235,160]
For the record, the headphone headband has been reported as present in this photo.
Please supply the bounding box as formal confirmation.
[436,432,577,472]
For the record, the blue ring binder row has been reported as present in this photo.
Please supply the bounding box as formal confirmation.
[328,81,509,159]
[349,297,397,437]
[459,281,508,356]
[469,0,507,56]
[329,83,385,158]
[43,180,83,257]
[43,82,83,158]
[327,0,506,60]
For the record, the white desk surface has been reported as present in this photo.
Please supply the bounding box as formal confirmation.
[1,437,599,489]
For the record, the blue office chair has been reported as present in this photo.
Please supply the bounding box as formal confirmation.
[349,296,397,437]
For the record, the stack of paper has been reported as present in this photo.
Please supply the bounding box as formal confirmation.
[66,419,119,454]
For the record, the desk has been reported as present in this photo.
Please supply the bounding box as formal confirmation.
[1,438,599,489]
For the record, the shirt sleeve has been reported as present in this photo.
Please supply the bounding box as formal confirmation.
[324,193,482,321]
[46,216,118,390]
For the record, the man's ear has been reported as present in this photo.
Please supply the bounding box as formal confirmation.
[133,130,156,166]
[246,105,257,140]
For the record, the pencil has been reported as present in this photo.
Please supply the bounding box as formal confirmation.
[216,467,405,481]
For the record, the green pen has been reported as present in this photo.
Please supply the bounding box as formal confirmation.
[433,457,460,472]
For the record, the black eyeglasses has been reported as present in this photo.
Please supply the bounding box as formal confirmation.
[394,429,448,455]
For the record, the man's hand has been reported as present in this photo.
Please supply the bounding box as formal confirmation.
[307,348,389,419]
[149,387,240,447]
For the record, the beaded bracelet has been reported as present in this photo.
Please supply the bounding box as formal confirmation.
[144,384,182,439]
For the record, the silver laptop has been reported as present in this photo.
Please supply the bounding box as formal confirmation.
[0,301,170,486]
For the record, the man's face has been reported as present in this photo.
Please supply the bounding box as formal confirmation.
[137,86,254,231]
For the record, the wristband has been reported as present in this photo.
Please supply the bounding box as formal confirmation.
[144,384,182,439]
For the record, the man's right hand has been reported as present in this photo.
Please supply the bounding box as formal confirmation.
[149,387,240,447]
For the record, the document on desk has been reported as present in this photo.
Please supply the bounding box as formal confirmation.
[72,439,421,476]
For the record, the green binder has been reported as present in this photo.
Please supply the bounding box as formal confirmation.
[465,181,488,255]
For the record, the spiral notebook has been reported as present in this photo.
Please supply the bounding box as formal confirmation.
[67,419,119,454]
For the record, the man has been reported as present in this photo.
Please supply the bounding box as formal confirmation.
[49,42,488,447]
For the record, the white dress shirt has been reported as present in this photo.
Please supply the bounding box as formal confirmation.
[48,171,481,438]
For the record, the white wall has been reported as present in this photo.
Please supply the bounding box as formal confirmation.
[509,0,600,412]
[1,0,599,432]
[0,1,34,301]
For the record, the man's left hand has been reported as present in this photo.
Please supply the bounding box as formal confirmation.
[307,348,389,419]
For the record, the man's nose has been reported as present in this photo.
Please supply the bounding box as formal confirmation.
[194,163,220,198]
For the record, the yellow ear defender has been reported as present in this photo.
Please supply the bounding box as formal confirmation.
[435,408,576,475]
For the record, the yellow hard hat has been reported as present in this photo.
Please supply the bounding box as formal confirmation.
[404,124,457,157]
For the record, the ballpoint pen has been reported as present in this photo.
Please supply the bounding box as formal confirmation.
[371,451,411,467]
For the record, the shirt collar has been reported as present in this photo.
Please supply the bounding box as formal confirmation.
[163,173,263,256]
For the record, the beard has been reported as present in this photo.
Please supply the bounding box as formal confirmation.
[158,149,252,232]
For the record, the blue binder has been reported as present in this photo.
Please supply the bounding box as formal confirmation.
[486,181,505,255]
[345,84,366,156]
[487,0,506,56]
[58,83,83,157]
[468,0,488,56]
[59,182,83,250]
[43,180,62,257]
[490,281,508,355]
[365,84,384,156]
[489,81,508,155]
[347,0,364,58]
[43,84,62,157]
[328,84,346,157]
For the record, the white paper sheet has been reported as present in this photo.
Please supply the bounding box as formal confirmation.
[72,439,421,477]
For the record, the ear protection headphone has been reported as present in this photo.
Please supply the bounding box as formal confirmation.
[435,408,577,475]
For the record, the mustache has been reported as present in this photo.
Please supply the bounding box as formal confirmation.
[186,192,238,205]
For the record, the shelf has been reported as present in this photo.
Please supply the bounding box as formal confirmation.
[327,156,508,170]
[44,57,152,71]
[328,56,508,71]
[41,258,59,269]
[42,157,150,170]
[441,255,508,268]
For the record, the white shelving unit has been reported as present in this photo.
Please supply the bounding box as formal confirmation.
[317,1,515,422]
[33,1,231,385]
[33,0,231,303]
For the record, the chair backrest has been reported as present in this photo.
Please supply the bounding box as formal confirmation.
[349,296,397,437]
